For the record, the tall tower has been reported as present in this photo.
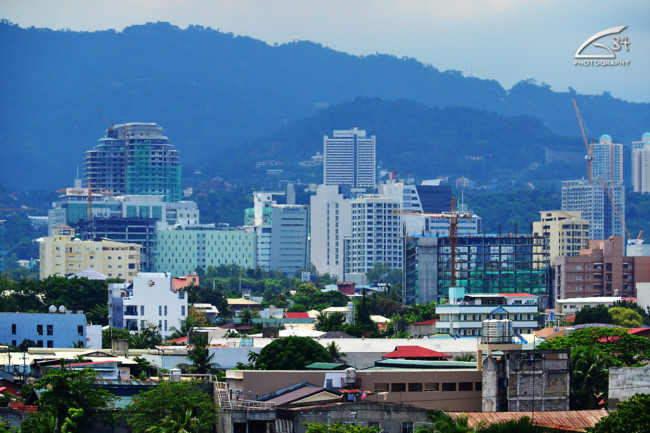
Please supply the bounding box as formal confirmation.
[323,128,376,188]
[592,134,624,184]
[85,123,181,202]
[561,179,624,240]
[632,132,650,194]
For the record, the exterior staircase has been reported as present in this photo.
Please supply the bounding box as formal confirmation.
[216,382,231,409]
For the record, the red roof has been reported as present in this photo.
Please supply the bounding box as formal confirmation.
[497,293,537,297]
[463,410,607,431]
[382,345,452,359]
[0,387,21,398]
[166,336,189,344]
[8,402,38,413]
[285,312,310,319]
[628,328,650,337]
[410,319,440,326]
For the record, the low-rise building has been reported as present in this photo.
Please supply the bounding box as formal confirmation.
[39,224,141,283]
[108,272,188,338]
[0,312,87,349]
[555,296,623,315]
[435,293,539,337]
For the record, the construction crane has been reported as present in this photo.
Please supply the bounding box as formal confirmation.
[393,197,473,288]
[598,175,631,243]
[572,98,594,181]
[86,182,113,220]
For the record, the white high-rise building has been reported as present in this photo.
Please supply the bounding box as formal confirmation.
[310,185,352,280]
[592,134,624,184]
[632,132,650,194]
[347,195,402,284]
[561,179,624,240]
[323,128,376,188]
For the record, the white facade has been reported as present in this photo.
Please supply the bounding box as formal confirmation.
[561,179,624,240]
[632,133,650,194]
[310,185,352,280]
[592,135,624,184]
[108,272,188,338]
[348,195,402,284]
[435,294,539,337]
[555,296,622,315]
[324,128,376,188]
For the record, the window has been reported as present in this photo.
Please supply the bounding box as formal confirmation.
[37,324,43,336]
[181,306,186,316]
[159,306,162,316]
[424,382,439,391]
[37,340,43,347]
[442,383,457,392]
[11,324,16,335]
[475,382,482,391]
[459,382,473,391]
[391,383,406,392]
[375,383,389,392]
[164,306,168,316]
[47,340,53,348]
[47,325,53,336]
[141,305,145,316]
[401,422,414,433]
[408,383,423,392]
[78,325,84,336]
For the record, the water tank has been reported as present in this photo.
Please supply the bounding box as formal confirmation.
[169,368,181,382]
[48,305,57,314]
[481,319,513,344]
[58,305,66,314]
[345,367,357,385]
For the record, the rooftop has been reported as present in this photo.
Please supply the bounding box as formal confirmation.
[382,345,452,359]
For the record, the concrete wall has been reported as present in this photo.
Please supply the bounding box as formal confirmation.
[227,368,482,411]
[608,365,650,408]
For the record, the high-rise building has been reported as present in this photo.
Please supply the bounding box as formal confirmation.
[244,192,309,275]
[310,185,353,280]
[632,132,650,194]
[532,211,590,267]
[323,128,376,188]
[39,224,141,283]
[85,123,181,202]
[554,236,650,300]
[347,195,402,284]
[592,134,624,184]
[561,179,624,240]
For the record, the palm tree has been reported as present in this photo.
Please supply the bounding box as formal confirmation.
[454,352,476,362]
[415,410,483,433]
[479,416,547,433]
[177,333,219,375]
[145,409,198,433]
[570,346,614,409]
[133,356,154,379]
[326,342,346,363]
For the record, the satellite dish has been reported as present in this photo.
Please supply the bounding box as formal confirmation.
[48,305,57,313]
[58,305,66,313]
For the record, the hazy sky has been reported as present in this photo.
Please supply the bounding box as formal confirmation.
[2,0,649,102]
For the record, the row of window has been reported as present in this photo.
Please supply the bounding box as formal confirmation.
[374,382,482,392]
[10,324,84,337]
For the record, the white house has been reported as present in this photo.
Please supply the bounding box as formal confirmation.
[108,272,188,338]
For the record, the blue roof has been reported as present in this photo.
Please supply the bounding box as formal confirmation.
[600,134,612,140]
[491,306,510,314]
[643,132,650,140]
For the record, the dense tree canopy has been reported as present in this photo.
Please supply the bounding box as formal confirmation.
[255,336,332,370]
[609,307,643,328]
[126,381,216,433]
[573,305,612,325]
[587,393,650,433]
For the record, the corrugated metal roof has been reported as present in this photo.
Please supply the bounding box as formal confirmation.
[461,410,607,431]
[382,345,452,359]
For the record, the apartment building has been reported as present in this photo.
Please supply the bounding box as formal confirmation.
[532,210,589,266]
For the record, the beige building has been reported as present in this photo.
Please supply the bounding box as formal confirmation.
[532,211,589,266]
[39,224,141,283]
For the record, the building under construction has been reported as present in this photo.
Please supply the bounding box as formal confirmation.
[85,123,181,202]
[403,234,550,307]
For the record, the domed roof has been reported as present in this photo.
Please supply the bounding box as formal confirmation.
[643,132,650,140]
[600,134,612,140]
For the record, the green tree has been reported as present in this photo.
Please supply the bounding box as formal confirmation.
[255,336,332,370]
[569,346,618,410]
[415,409,481,433]
[325,342,346,363]
[479,416,548,433]
[132,356,154,379]
[130,321,163,349]
[26,367,115,433]
[609,307,643,328]
[536,327,650,366]
[126,381,216,433]
[101,327,131,349]
[145,408,199,433]
[315,312,346,332]
[587,393,650,433]
[573,305,612,325]
[305,422,379,433]
[366,262,402,285]
[178,333,219,374]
